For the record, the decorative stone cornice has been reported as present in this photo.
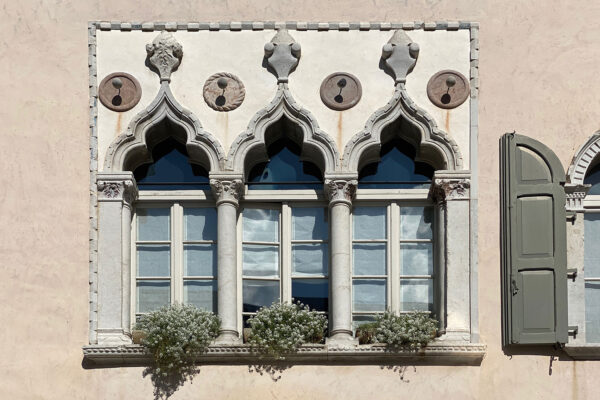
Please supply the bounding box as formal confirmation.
[325,178,358,206]
[210,177,244,206]
[564,183,591,212]
[264,29,301,83]
[146,31,183,82]
[429,171,471,203]
[96,173,138,205]
[381,30,419,83]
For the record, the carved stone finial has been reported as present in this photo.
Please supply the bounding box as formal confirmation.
[381,30,420,84]
[210,179,243,206]
[564,183,591,212]
[146,31,183,82]
[325,179,358,205]
[264,29,301,83]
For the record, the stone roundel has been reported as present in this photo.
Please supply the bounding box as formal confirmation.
[426,70,470,109]
[99,72,142,112]
[320,72,362,111]
[203,72,246,112]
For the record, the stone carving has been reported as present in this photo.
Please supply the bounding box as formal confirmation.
[203,72,246,112]
[264,29,301,83]
[427,70,470,109]
[381,30,420,83]
[567,130,600,186]
[97,179,138,205]
[430,178,470,202]
[210,179,243,205]
[325,179,358,204]
[564,183,591,212]
[146,31,183,82]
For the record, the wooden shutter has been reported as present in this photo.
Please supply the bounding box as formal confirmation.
[501,133,568,346]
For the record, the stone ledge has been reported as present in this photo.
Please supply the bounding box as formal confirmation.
[564,345,600,360]
[83,343,486,367]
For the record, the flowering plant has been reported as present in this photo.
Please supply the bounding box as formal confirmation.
[373,310,438,349]
[247,301,327,359]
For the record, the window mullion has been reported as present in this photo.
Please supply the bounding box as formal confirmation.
[172,203,183,304]
[281,203,291,303]
[390,202,399,314]
[130,212,137,325]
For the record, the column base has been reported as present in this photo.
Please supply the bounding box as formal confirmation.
[214,330,242,344]
[326,331,358,348]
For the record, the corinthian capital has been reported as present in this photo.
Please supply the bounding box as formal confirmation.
[97,173,138,205]
[429,171,471,203]
[325,178,358,205]
[210,178,243,206]
[146,31,183,82]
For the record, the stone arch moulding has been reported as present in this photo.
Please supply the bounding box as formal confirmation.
[103,83,226,173]
[226,84,340,176]
[567,130,600,185]
[342,85,464,173]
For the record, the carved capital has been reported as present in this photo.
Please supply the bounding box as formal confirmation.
[381,30,419,84]
[430,178,470,203]
[264,29,301,83]
[97,177,138,205]
[146,31,183,82]
[564,183,591,212]
[325,179,358,206]
[210,179,243,206]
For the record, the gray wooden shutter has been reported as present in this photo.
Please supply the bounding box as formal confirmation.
[501,132,568,346]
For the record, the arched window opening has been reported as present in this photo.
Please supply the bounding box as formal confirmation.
[584,162,600,195]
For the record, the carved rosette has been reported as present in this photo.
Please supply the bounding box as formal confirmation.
[146,31,183,82]
[210,179,243,206]
[564,183,591,212]
[430,178,470,203]
[97,179,138,206]
[325,179,358,205]
[264,29,301,83]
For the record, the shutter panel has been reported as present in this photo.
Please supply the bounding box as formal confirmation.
[501,133,568,346]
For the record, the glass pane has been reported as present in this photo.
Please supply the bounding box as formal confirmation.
[353,279,386,312]
[184,280,217,313]
[242,244,279,277]
[292,279,329,312]
[353,243,386,276]
[292,243,328,276]
[292,207,328,240]
[585,282,600,343]
[352,315,377,333]
[401,243,433,276]
[353,207,386,240]
[137,208,170,241]
[400,279,433,311]
[137,280,170,313]
[400,206,433,239]
[184,244,216,276]
[184,207,217,241]
[243,208,279,242]
[243,280,280,312]
[585,214,600,277]
[137,245,170,277]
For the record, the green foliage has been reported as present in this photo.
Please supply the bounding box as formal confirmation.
[355,322,379,345]
[247,301,327,359]
[135,304,220,399]
[374,311,438,349]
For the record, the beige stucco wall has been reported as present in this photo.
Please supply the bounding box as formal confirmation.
[1,1,599,399]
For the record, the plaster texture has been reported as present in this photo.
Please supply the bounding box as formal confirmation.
[1,1,600,399]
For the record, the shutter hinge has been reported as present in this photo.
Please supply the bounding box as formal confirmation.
[568,326,579,338]
[511,279,519,295]
[566,211,577,222]
[567,268,578,281]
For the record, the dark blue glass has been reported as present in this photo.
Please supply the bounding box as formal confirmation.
[359,138,434,189]
[134,138,210,190]
[248,137,322,190]
[585,163,600,195]
[292,279,329,312]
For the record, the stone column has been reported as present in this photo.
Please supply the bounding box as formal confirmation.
[430,171,471,342]
[325,177,358,347]
[210,175,244,343]
[96,172,138,345]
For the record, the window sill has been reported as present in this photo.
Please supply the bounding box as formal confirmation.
[564,344,600,360]
[82,342,486,367]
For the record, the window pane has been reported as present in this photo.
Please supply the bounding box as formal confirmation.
[184,244,216,276]
[585,282,600,343]
[585,214,600,277]
[137,281,170,313]
[401,243,433,276]
[353,207,386,240]
[353,243,386,276]
[137,208,170,241]
[292,243,328,276]
[184,207,217,241]
[292,279,329,312]
[353,279,386,312]
[292,207,328,240]
[243,209,279,242]
[243,280,280,312]
[400,279,433,311]
[137,245,170,277]
[400,207,433,239]
[184,280,217,313]
[243,244,279,277]
[353,315,377,333]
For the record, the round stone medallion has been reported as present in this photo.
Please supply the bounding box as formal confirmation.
[320,72,362,111]
[98,72,142,112]
[426,70,470,109]
[203,72,245,112]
